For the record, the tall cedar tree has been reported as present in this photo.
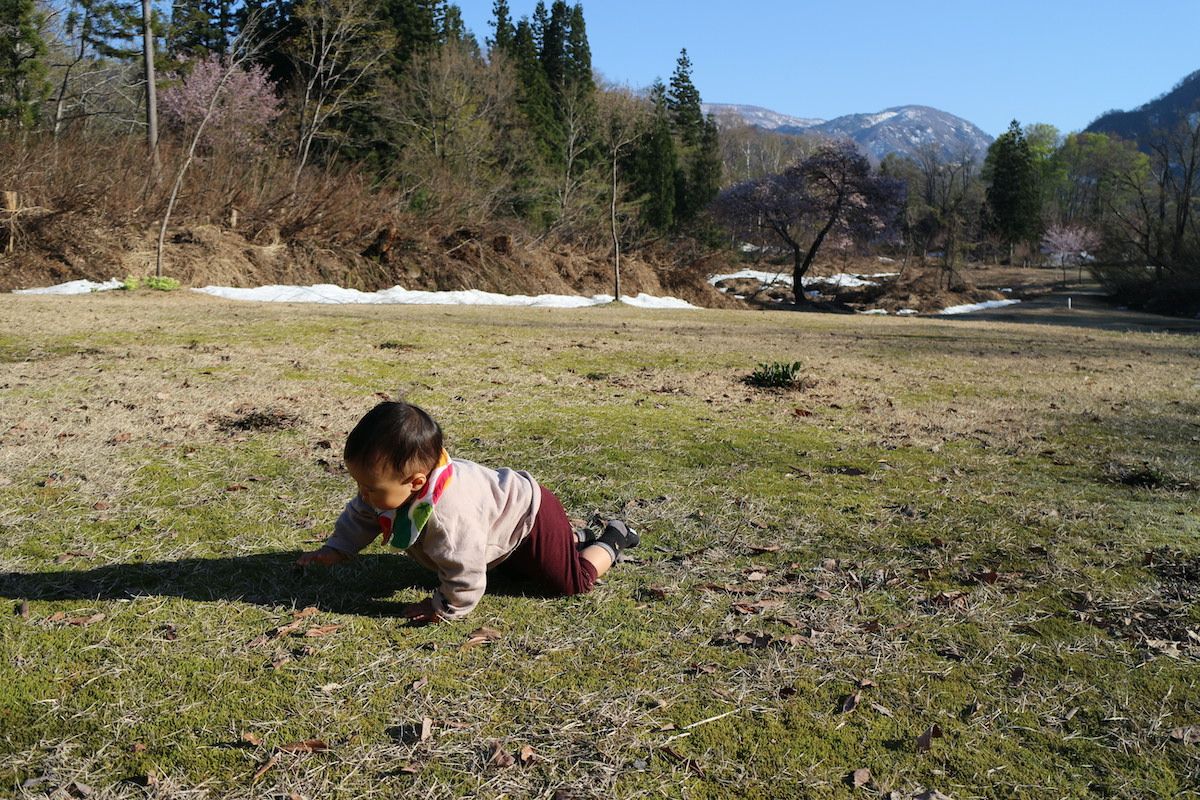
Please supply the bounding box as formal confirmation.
[0,0,51,128]
[238,0,301,85]
[539,1,569,92]
[665,48,719,228]
[984,120,1041,261]
[563,3,591,89]
[488,0,514,55]
[667,48,703,146]
[512,18,558,163]
[631,80,677,232]
[168,0,237,57]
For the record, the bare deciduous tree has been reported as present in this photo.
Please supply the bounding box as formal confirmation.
[154,16,267,277]
[594,86,648,300]
[290,0,390,186]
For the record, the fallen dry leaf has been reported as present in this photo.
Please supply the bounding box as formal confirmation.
[916,723,944,752]
[812,589,834,601]
[130,742,147,754]
[292,607,319,619]
[67,613,105,626]
[16,601,29,619]
[420,717,433,742]
[850,767,872,788]
[487,741,515,768]
[92,501,110,511]
[840,692,861,714]
[462,627,503,650]
[518,744,537,766]
[1170,725,1200,744]
[732,599,785,615]
[821,558,841,572]
[241,732,263,747]
[304,624,341,637]
[251,754,279,783]
[107,432,132,444]
[45,611,67,623]
[54,550,96,564]
[747,544,781,553]
[410,677,428,692]
[870,702,894,718]
[971,569,1000,585]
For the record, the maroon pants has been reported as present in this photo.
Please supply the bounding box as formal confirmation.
[497,487,597,596]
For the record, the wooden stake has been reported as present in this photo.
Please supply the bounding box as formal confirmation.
[3,191,18,254]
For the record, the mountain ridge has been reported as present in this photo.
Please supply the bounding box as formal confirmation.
[1085,69,1200,148]
[704,102,994,163]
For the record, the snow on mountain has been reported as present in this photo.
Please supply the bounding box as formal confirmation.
[704,102,994,162]
[703,103,825,131]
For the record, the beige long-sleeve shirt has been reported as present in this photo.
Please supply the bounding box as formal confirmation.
[323,458,542,619]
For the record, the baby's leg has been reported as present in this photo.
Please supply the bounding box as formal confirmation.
[503,487,602,596]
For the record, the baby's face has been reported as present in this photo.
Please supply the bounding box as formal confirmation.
[346,459,425,512]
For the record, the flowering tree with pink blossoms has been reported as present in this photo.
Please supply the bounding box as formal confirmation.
[1042,223,1100,282]
[160,54,281,152]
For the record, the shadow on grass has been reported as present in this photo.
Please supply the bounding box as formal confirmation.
[0,552,555,618]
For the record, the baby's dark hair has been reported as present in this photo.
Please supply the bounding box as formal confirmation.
[344,401,443,476]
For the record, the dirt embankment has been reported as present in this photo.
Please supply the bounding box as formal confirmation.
[0,217,742,308]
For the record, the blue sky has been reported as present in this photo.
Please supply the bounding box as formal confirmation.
[455,1,1200,137]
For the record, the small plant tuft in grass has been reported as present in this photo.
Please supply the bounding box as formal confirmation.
[743,360,806,389]
[122,275,181,291]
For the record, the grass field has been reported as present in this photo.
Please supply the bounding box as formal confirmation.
[1,292,1198,799]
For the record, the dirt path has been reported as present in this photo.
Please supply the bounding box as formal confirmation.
[943,289,1200,334]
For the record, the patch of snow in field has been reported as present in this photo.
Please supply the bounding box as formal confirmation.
[896,308,919,316]
[859,308,888,315]
[939,299,1021,315]
[192,283,698,310]
[13,279,123,295]
[708,270,898,289]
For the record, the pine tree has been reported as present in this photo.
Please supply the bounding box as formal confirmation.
[487,0,514,56]
[0,0,50,129]
[530,1,547,54]
[984,119,1041,262]
[563,3,591,91]
[667,47,703,147]
[168,0,231,57]
[539,0,569,92]
[631,80,677,232]
[687,114,722,218]
[512,17,558,161]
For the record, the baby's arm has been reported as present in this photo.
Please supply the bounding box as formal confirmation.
[295,496,379,567]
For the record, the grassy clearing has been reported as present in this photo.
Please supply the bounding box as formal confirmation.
[1,292,1198,799]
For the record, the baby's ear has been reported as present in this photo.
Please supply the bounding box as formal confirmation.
[410,472,429,491]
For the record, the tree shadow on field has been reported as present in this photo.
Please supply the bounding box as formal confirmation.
[0,553,551,618]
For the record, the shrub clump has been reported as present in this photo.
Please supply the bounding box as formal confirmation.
[744,361,807,389]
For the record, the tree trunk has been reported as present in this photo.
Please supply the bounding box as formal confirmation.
[142,0,160,178]
[611,155,621,301]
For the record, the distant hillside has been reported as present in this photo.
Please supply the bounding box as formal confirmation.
[704,102,993,162]
[1085,69,1200,148]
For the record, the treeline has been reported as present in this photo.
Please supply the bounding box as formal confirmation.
[875,118,1200,311]
[0,0,724,279]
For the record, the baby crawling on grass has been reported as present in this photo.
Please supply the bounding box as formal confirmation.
[296,401,638,622]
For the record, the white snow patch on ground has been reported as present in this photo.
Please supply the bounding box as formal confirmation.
[896,308,919,316]
[192,283,698,309]
[859,308,888,315]
[13,278,124,295]
[939,299,1021,315]
[708,270,898,289]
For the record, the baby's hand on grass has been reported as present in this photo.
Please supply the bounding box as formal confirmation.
[295,547,347,568]
[401,597,441,625]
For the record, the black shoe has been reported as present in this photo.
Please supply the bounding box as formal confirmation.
[596,520,639,560]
